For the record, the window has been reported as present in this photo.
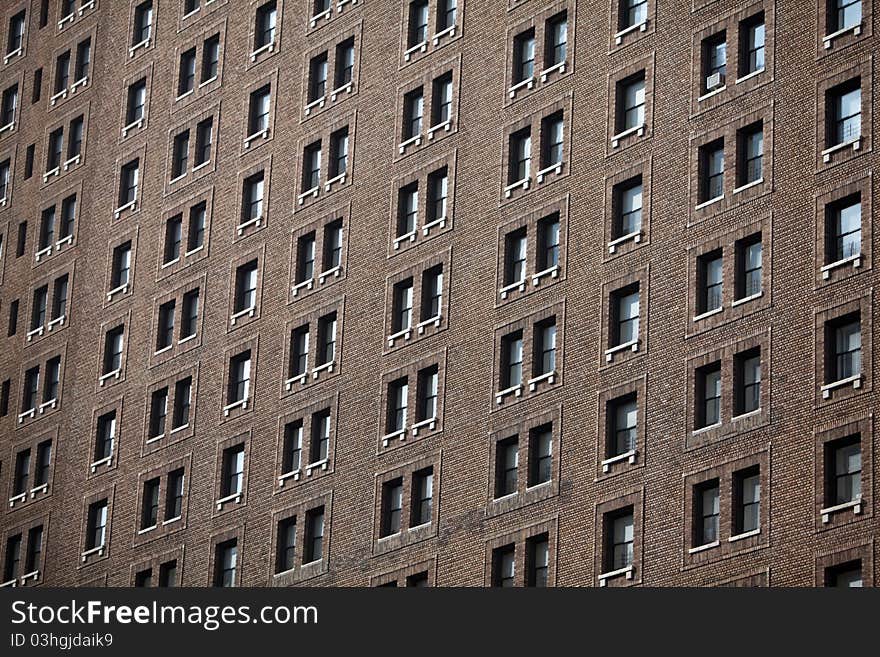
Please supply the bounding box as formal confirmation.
[178,292,203,347]
[620,0,647,30]
[276,517,296,573]
[13,450,30,497]
[513,29,535,84]
[427,168,448,225]
[828,315,861,383]
[696,362,722,429]
[31,286,48,332]
[234,260,258,315]
[504,228,527,286]
[617,74,645,133]
[541,112,564,168]
[4,535,21,583]
[740,14,765,76]
[526,534,549,587]
[227,351,251,406]
[187,202,206,252]
[25,526,43,576]
[605,509,634,572]
[509,128,531,184]
[608,395,637,459]
[135,569,152,587]
[421,265,443,321]
[828,81,861,147]
[220,444,245,499]
[8,299,19,336]
[0,379,9,417]
[310,409,331,465]
[148,388,168,439]
[492,544,515,587]
[141,478,160,529]
[94,411,116,462]
[501,331,524,389]
[734,348,761,416]
[85,500,108,551]
[74,38,90,82]
[737,123,763,186]
[403,87,424,141]
[697,250,723,315]
[24,144,34,179]
[407,0,429,48]
[132,1,153,46]
[102,326,124,375]
[6,11,26,57]
[54,52,70,96]
[381,478,403,537]
[172,377,192,429]
[296,233,316,283]
[110,242,132,291]
[289,326,309,379]
[32,68,42,103]
[317,312,337,367]
[703,32,727,92]
[735,234,762,299]
[397,183,418,237]
[826,560,863,587]
[330,127,348,179]
[34,441,52,489]
[699,140,724,202]
[387,378,408,434]
[411,468,433,526]
[0,85,17,128]
[241,172,264,224]
[159,560,177,587]
[248,85,271,137]
[611,286,639,347]
[613,178,642,240]
[528,425,552,487]
[195,118,213,166]
[416,365,438,423]
[304,507,325,563]
[495,437,518,498]
[829,0,862,34]
[171,131,189,180]
[308,53,328,103]
[60,194,76,242]
[324,220,343,271]
[118,159,140,209]
[334,38,355,89]
[826,436,861,506]
[43,357,60,404]
[302,142,321,192]
[733,467,761,535]
[431,73,453,127]
[125,79,147,127]
[254,1,277,51]
[177,47,197,96]
[826,195,861,263]
[47,129,63,172]
[166,469,185,519]
[202,34,220,82]
[534,320,556,377]
[0,159,10,201]
[545,12,567,68]
[214,540,237,587]
[437,0,457,32]
[392,279,413,334]
[184,0,200,16]
[694,480,720,546]
[50,275,68,323]
[281,421,303,475]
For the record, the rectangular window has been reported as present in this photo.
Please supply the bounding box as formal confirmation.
[214,540,237,587]
[735,234,762,299]
[54,52,70,95]
[310,409,330,464]
[617,74,645,133]
[6,11,26,56]
[513,29,535,84]
[398,183,418,236]
[534,319,556,376]
[276,517,296,573]
[86,500,108,550]
[4,535,21,582]
[255,1,277,50]
[296,233,316,283]
[317,312,336,366]
[13,449,30,496]
[304,507,325,563]
[43,356,60,403]
[387,378,408,434]
[828,315,861,382]
[187,202,206,252]
[248,85,271,137]
[111,242,132,290]
[826,436,862,506]
[75,38,90,82]
[330,127,348,179]
[302,142,321,192]
[411,468,433,527]
[696,362,722,429]
[504,228,527,286]
[60,194,76,240]
[8,299,19,336]
[289,326,309,378]
[609,395,637,458]
[545,12,567,67]
[698,250,723,314]
[228,351,251,404]
[737,122,763,186]
[403,88,424,140]
[31,286,48,331]
[381,478,404,537]
[282,421,303,474]
[0,159,10,200]
[334,38,355,89]
[94,411,116,461]
[733,466,761,535]
[47,128,63,171]
[178,47,197,96]
[541,112,565,168]
[495,437,518,498]
[202,34,220,82]
[126,79,147,125]
[829,81,861,147]
[234,260,258,314]
[0,85,17,127]
[612,286,640,347]
[606,509,634,571]
[700,140,724,202]
[164,215,182,265]
[703,32,727,91]
[166,468,184,520]
[526,534,549,587]
[34,440,52,488]
[827,195,861,263]
[421,265,443,321]
[407,0,429,48]
[148,387,168,438]
[620,0,648,30]
[734,348,761,416]
[156,301,175,351]
[180,289,199,339]
[537,214,560,272]
[118,159,140,208]
[826,560,863,587]
[221,444,245,497]
[172,377,192,429]
[25,526,42,575]
[509,128,531,184]
[427,168,448,224]
[431,73,453,127]
[740,13,765,76]
[103,327,124,374]
[694,480,720,546]
[830,0,862,33]
[392,279,414,334]
[308,53,328,103]
[501,331,524,389]
[437,0,457,32]
[141,478,160,529]
[159,560,177,587]
[528,425,552,487]
[492,544,516,587]
[416,365,438,422]
[242,171,264,223]
[195,118,213,166]
[133,1,153,46]
[323,220,343,271]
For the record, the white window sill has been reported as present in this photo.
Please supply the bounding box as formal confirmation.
[432,24,457,45]
[237,215,263,235]
[821,373,861,399]
[417,314,441,334]
[306,459,328,476]
[0,121,15,134]
[43,166,61,182]
[605,339,639,362]
[398,133,423,155]
[822,137,861,163]
[731,291,763,307]
[163,515,182,526]
[388,327,413,347]
[319,265,342,284]
[184,244,204,257]
[540,60,567,82]
[422,215,447,236]
[305,96,326,115]
[161,257,180,270]
[298,185,321,205]
[70,77,88,93]
[688,540,720,555]
[504,177,530,198]
[330,81,354,101]
[30,483,49,499]
[216,492,243,510]
[733,178,764,194]
[243,128,270,149]
[8,492,27,508]
[312,361,335,379]
[230,305,256,325]
[310,9,332,28]
[223,398,249,416]
[611,124,645,148]
[695,195,724,211]
[394,229,418,249]
[822,253,861,279]
[729,528,761,543]
[250,41,276,62]
[38,399,58,415]
[170,423,189,435]
[536,162,563,184]
[137,525,157,535]
[692,421,722,436]
[35,245,53,262]
[80,545,105,562]
[106,283,129,301]
[823,23,862,49]
[412,417,437,436]
[732,407,762,421]
[495,384,523,404]
[598,565,633,586]
[20,570,40,584]
[404,40,427,62]
[614,20,648,45]
[90,455,113,473]
[17,408,36,423]
[50,89,68,106]
[528,370,556,391]
[285,373,308,391]
[292,278,315,296]
[145,433,164,445]
[63,154,80,170]
[0,579,17,588]
[324,172,346,192]
[500,278,527,300]
[532,265,559,286]
[178,333,197,345]
[26,326,45,341]
[99,369,121,386]
[122,118,144,137]
[193,160,211,172]
[382,428,407,447]
[735,68,765,85]
[129,38,151,58]
[428,120,452,139]
[175,89,195,101]
[821,497,862,523]
[698,86,726,102]
[608,231,642,253]
[693,306,723,322]
[199,75,218,88]
[3,48,23,65]
[508,76,535,99]
[278,469,302,486]
[601,449,637,473]
[114,199,138,219]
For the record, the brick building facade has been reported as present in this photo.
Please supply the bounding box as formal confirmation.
[0,0,877,587]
